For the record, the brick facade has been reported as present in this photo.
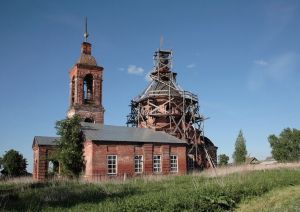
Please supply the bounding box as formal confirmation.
[83,141,186,180]
[67,42,104,124]
[33,139,187,181]
[32,145,56,180]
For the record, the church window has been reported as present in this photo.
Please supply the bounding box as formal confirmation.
[170,155,178,172]
[83,74,93,103]
[134,155,143,173]
[71,76,75,104]
[153,155,161,173]
[107,155,117,175]
[188,157,194,170]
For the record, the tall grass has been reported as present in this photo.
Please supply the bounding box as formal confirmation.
[200,162,300,178]
[236,185,300,212]
[1,168,300,211]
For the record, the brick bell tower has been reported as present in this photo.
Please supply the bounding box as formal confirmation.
[67,18,104,123]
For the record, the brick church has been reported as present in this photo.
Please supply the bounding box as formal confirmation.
[32,19,218,180]
[32,29,191,181]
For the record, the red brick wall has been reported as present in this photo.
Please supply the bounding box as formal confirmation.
[32,145,56,180]
[67,64,104,124]
[83,141,186,180]
[83,141,93,177]
[34,141,187,181]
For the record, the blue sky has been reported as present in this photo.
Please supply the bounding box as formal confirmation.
[0,0,300,172]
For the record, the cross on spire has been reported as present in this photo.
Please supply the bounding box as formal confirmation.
[84,17,89,42]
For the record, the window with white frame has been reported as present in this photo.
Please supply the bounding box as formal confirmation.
[170,155,178,172]
[134,155,143,173]
[153,155,161,173]
[107,155,117,175]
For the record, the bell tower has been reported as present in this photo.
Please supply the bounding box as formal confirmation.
[67,18,104,123]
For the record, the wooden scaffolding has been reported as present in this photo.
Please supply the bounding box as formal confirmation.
[127,49,217,170]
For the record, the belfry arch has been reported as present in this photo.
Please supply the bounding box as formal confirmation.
[83,74,93,103]
[71,76,75,104]
[84,117,94,123]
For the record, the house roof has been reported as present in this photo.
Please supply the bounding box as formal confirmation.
[245,157,259,164]
[81,122,186,144]
[32,136,59,147]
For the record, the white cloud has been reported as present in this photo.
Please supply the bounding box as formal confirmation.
[248,53,299,90]
[118,67,125,71]
[187,63,196,69]
[253,60,268,66]
[127,65,144,75]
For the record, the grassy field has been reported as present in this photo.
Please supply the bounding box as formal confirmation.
[1,167,300,211]
[236,185,300,211]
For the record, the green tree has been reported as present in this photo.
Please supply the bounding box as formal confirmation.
[232,130,247,164]
[55,115,84,178]
[0,149,27,177]
[268,128,300,162]
[218,154,229,166]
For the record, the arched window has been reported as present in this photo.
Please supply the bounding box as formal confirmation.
[84,117,94,123]
[48,161,54,173]
[71,76,75,104]
[83,74,93,103]
[47,160,59,178]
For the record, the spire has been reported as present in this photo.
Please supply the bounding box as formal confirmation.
[84,17,89,42]
[81,17,91,55]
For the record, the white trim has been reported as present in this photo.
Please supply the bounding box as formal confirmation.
[170,155,178,172]
[153,155,162,173]
[134,155,143,174]
[107,155,117,175]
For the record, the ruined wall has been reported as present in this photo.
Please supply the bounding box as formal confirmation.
[32,145,56,180]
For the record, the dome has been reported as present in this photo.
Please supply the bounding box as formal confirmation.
[77,53,97,66]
